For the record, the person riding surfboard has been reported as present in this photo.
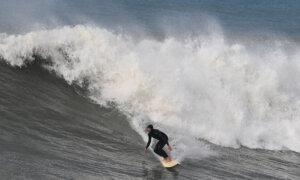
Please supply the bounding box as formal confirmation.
[144,124,172,162]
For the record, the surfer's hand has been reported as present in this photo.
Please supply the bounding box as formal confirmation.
[168,145,172,151]
[144,148,148,154]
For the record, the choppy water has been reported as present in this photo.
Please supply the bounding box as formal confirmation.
[0,0,300,179]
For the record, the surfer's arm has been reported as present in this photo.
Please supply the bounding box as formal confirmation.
[145,135,151,149]
[166,141,172,151]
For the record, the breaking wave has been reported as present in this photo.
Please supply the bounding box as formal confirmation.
[1,25,300,159]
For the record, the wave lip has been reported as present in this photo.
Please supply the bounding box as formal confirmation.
[1,25,300,157]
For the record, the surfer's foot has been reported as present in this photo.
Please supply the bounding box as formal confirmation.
[164,157,172,162]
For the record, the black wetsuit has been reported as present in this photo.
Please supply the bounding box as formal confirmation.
[146,129,169,158]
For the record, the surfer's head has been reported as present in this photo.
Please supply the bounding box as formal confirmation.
[145,124,153,133]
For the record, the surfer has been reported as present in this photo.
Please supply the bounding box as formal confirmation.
[144,124,172,162]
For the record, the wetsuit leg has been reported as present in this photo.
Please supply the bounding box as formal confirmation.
[154,140,168,158]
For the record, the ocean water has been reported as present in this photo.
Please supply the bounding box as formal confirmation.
[0,0,299,179]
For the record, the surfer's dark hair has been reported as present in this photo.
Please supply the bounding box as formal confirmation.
[147,124,153,129]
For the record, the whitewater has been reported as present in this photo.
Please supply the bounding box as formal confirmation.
[1,24,300,160]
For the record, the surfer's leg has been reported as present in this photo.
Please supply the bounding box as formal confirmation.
[154,141,168,159]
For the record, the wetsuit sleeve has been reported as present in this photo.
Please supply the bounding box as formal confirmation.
[146,134,151,149]
[166,141,169,146]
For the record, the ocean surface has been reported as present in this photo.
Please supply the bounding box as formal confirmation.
[0,0,300,179]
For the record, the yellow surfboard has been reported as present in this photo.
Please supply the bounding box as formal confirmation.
[161,159,179,168]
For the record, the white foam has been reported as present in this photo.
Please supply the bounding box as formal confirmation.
[1,25,300,159]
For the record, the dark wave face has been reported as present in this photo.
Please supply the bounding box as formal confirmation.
[0,0,300,179]
[0,62,152,178]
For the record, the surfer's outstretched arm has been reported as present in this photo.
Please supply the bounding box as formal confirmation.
[145,135,152,153]
[146,135,151,149]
